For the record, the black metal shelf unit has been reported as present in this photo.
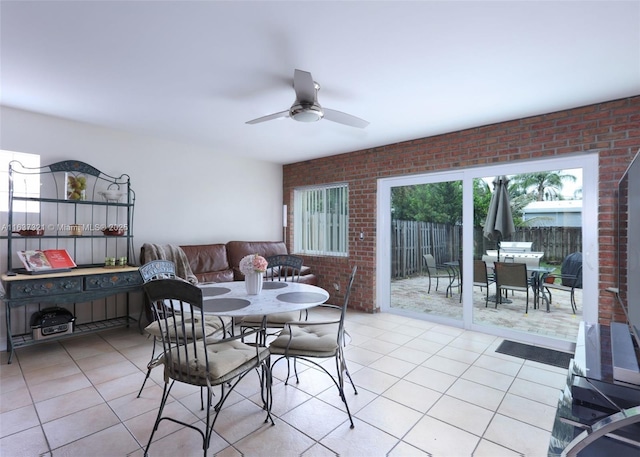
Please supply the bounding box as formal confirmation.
[1,160,141,363]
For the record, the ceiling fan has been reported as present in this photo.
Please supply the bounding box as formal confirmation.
[245,69,369,128]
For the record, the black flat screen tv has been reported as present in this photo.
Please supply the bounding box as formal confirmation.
[617,148,640,350]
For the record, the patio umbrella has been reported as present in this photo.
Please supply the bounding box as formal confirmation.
[483,175,516,261]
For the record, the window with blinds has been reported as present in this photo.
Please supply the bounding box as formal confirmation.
[293,183,348,256]
[1,151,40,213]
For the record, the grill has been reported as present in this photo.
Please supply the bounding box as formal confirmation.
[483,242,544,268]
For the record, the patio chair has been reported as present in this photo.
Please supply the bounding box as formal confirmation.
[474,259,495,307]
[269,265,358,428]
[136,260,231,398]
[423,254,453,295]
[543,264,582,314]
[494,261,532,313]
[142,278,272,456]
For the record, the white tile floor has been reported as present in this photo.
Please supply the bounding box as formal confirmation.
[0,309,567,456]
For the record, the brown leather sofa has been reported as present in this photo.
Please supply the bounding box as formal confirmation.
[143,241,317,285]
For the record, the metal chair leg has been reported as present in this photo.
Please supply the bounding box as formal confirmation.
[137,337,159,398]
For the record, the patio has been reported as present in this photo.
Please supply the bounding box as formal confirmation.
[390,274,581,342]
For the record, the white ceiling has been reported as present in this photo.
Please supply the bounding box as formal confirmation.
[2,1,639,165]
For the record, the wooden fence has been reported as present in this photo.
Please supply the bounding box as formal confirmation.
[391,220,582,278]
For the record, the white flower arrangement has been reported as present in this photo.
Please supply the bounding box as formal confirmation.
[239,253,268,276]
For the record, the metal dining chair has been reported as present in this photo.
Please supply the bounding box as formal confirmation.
[142,278,272,456]
[269,265,358,428]
[138,259,177,327]
[264,254,303,282]
[137,260,231,397]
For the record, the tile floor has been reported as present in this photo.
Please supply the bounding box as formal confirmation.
[0,308,567,456]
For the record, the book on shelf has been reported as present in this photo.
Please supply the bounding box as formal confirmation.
[17,249,77,272]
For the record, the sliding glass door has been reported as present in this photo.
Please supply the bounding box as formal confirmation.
[389,179,463,322]
[378,154,598,350]
[471,170,584,342]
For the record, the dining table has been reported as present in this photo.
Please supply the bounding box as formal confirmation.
[443,261,461,299]
[197,280,330,341]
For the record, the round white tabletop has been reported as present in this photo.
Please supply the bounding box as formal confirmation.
[198,281,329,317]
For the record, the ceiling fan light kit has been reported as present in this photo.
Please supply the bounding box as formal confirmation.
[290,103,323,122]
[246,69,369,128]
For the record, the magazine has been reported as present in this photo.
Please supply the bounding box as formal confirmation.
[17,249,77,272]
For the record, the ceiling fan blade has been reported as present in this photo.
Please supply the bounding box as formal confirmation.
[322,108,370,128]
[245,110,289,125]
[293,69,316,103]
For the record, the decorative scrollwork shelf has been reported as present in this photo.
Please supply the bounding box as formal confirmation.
[1,160,142,363]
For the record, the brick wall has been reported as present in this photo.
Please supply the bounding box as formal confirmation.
[283,96,640,325]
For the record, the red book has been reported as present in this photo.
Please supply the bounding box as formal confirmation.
[17,249,77,272]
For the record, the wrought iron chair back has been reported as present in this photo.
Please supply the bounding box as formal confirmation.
[139,259,177,282]
[265,254,303,282]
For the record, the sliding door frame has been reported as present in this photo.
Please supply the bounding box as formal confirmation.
[377,153,598,352]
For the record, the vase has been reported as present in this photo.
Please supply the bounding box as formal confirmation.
[245,272,263,295]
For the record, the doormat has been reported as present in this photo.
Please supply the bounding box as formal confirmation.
[495,340,573,369]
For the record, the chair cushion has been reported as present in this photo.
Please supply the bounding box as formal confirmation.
[241,311,299,326]
[204,315,233,331]
[166,340,261,380]
[144,317,217,339]
[270,324,338,353]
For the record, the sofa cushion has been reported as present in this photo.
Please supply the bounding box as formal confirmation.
[180,244,234,283]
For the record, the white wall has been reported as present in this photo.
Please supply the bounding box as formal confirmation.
[0,106,284,248]
[0,106,284,346]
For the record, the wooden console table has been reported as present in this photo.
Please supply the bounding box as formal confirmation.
[1,266,143,363]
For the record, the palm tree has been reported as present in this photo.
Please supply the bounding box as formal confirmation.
[510,171,577,201]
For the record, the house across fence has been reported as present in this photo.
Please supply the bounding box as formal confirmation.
[391,220,582,279]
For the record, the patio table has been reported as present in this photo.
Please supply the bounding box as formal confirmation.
[443,261,461,299]
[529,267,555,312]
